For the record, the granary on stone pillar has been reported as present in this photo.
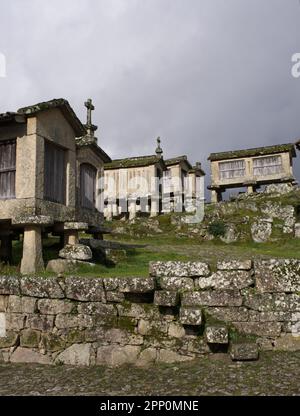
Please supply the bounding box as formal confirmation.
[163,156,205,213]
[103,137,206,219]
[207,143,296,203]
[103,137,166,219]
[75,98,111,239]
[0,98,111,274]
[296,140,300,151]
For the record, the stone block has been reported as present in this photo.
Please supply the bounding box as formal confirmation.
[10,347,52,365]
[0,276,20,295]
[105,291,125,303]
[206,307,249,322]
[255,259,300,293]
[154,290,178,307]
[149,261,210,277]
[182,290,243,307]
[243,291,300,312]
[230,343,259,361]
[20,329,41,348]
[196,271,253,290]
[37,299,74,315]
[118,277,155,293]
[96,345,141,367]
[0,295,9,312]
[0,330,19,348]
[77,302,116,316]
[204,326,228,344]
[55,314,93,329]
[217,260,252,270]
[41,332,66,352]
[179,307,202,326]
[7,296,37,314]
[116,303,160,320]
[273,334,300,351]
[159,276,194,291]
[26,314,54,332]
[136,348,158,367]
[232,322,282,337]
[65,277,105,302]
[168,322,186,338]
[46,259,78,274]
[0,312,5,337]
[295,223,300,238]
[55,343,93,366]
[5,313,26,330]
[102,328,143,346]
[20,277,64,299]
[157,349,194,363]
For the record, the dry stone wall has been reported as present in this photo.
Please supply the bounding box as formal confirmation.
[0,259,299,366]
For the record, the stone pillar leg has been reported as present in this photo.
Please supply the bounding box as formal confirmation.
[129,200,137,220]
[247,185,254,194]
[150,199,159,217]
[21,226,44,274]
[64,230,79,246]
[0,236,13,264]
[211,190,218,203]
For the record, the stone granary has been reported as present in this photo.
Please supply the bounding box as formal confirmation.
[164,156,205,213]
[208,143,296,203]
[103,138,205,219]
[0,98,111,274]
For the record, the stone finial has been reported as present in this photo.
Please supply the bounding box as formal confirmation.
[155,137,163,158]
[81,98,98,144]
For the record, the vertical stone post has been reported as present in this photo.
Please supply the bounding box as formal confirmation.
[64,230,79,246]
[211,190,218,204]
[21,225,44,274]
[128,199,137,220]
[12,215,53,275]
[247,185,254,194]
[63,222,88,246]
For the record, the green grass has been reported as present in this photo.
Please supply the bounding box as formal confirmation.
[2,227,300,278]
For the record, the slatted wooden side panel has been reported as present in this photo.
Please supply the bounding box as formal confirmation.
[219,160,246,180]
[80,163,96,210]
[44,141,66,204]
[0,139,16,199]
[253,156,283,176]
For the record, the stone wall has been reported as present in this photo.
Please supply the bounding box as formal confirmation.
[0,259,299,366]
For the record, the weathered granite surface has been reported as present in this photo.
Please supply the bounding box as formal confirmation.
[0,259,299,367]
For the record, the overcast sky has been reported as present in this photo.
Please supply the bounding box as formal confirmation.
[0,0,300,188]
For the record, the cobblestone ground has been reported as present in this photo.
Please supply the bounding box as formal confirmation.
[0,352,299,396]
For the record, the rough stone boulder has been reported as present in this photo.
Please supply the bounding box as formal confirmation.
[230,343,259,361]
[46,259,95,274]
[59,244,92,261]
[251,218,272,243]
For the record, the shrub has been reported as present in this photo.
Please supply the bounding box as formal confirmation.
[208,221,226,238]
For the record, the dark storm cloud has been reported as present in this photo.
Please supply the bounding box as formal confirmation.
[0,0,299,189]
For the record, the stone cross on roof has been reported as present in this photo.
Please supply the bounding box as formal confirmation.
[85,98,94,127]
[83,98,98,144]
[155,136,163,158]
